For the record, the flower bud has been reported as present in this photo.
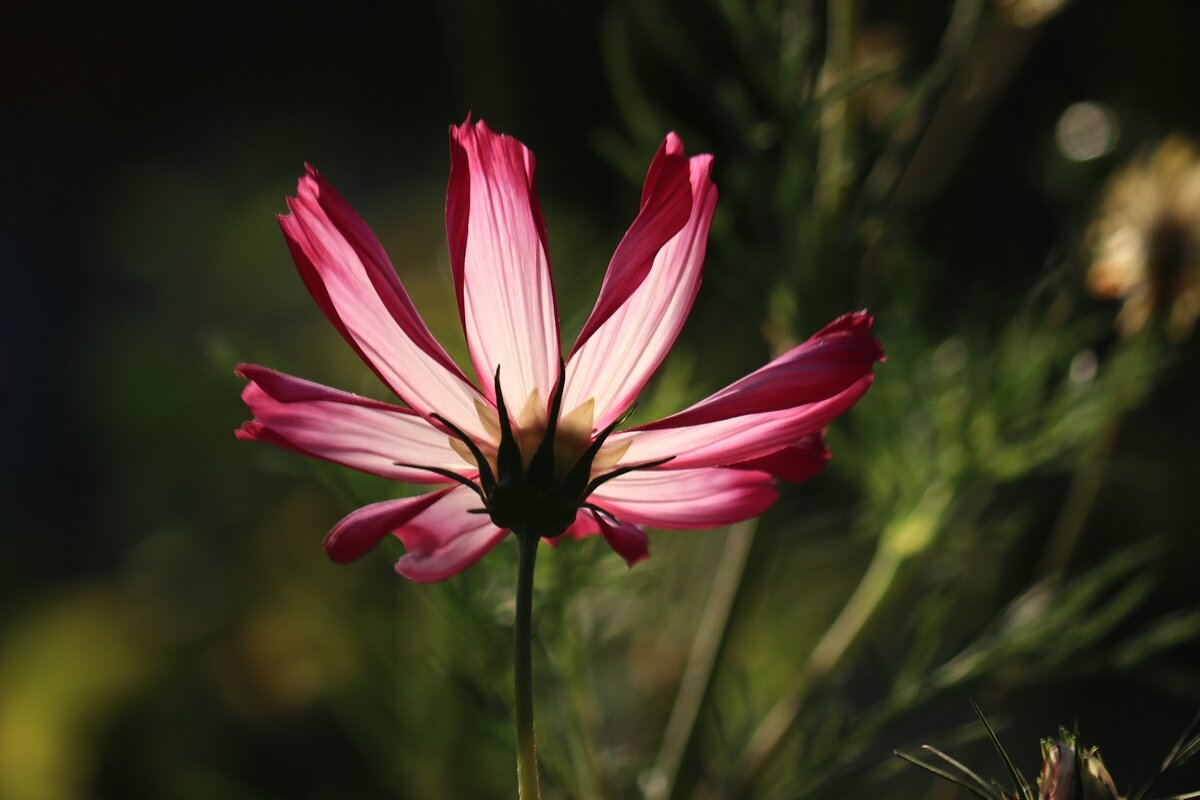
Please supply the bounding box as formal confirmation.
[1038,737,1120,800]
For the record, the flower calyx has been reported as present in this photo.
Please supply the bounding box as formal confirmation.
[400,363,670,540]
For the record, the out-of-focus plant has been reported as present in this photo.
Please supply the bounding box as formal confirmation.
[579,1,1200,798]
[1086,134,1200,343]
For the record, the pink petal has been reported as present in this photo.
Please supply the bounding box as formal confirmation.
[280,167,486,438]
[447,119,561,407]
[730,433,830,482]
[640,311,883,429]
[323,488,454,564]
[235,365,469,484]
[392,486,510,582]
[564,509,602,540]
[571,134,693,353]
[610,376,874,470]
[563,144,717,429]
[327,486,508,581]
[589,468,777,530]
[594,513,649,567]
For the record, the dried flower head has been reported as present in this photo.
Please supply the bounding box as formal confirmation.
[1039,735,1121,800]
[1087,134,1200,342]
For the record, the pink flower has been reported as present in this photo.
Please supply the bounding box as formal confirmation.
[236,120,882,582]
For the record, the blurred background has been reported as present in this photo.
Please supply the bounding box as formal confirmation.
[3,0,1200,797]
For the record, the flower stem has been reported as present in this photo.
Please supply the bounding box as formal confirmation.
[647,520,758,800]
[729,547,902,796]
[815,0,857,217]
[514,530,541,800]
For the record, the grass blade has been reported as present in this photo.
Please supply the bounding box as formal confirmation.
[894,750,1002,800]
[971,700,1034,800]
[921,744,999,797]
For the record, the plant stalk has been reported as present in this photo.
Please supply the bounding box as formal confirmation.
[646,519,758,800]
[515,531,542,800]
[815,0,857,217]
[727,543,908,797]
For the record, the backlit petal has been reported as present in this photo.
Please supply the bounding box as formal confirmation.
[447,119,560,408]
[563,144,717,429]
[642,311,882,429]
[323,488,454,564]
[589,468,777,530]
[610,376,874,470]
[281,168,485,437]
[594,514,649,566]
[563,509,602,540]
[571,134,693,352]
[729,433,830,482]
[393,486,510,582]
[236,365,470,483]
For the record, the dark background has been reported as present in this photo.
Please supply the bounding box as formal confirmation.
[3,1,1200,798]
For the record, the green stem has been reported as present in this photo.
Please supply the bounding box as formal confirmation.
[515,531,542,800]
[1037,414,1122,576]
[729,547,903,796]
[647,519,758,800]
[815,0,856,217]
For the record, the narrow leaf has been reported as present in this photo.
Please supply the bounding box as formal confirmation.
[971,701,1034,800]
[894,751,1001,800]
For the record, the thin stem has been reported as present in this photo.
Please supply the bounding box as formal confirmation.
[725,487,948,797]
[728,546,905,797]
[515,531,542,800]
[815,0,856,216]
[1037,414,1122,575]
[646,519,758,800]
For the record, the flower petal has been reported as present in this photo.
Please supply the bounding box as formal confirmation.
[235,365,470,483]
[280,167,486,437]
[447,119,561,408]
[563,508,602,540]
[640,311,882,429]
[594,513,649,567]
[571,134,693,353]
[563,144,717,429]
[589,468,777,530]
[327,485,507,580]
[609,376,874,470]
[729,433,830,482]
[323,488,454,564]
[393,486,510,582]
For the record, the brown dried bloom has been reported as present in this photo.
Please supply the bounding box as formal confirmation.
[1039,736,1121,800]
[1087,135,1200,342]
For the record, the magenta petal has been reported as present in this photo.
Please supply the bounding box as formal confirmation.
[590,468,777,530]
[236,365,470,483]
[571,134,693,353]
[323,489,453,564]
[563,145,718,430]
[610,376,874,471]
[594,514,649,567]
[730,432,830,482]
[639,311,883,430]
[447,119,561,407]
[564,509,602,540]
[396,525,509,583]
[392,486,510,582]
[280,168,485,437]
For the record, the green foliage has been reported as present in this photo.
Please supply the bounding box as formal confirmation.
[7,1,1200,798]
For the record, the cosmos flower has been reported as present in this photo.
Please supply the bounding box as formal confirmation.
[236,119,882,582]
[1087,134,1200,342]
